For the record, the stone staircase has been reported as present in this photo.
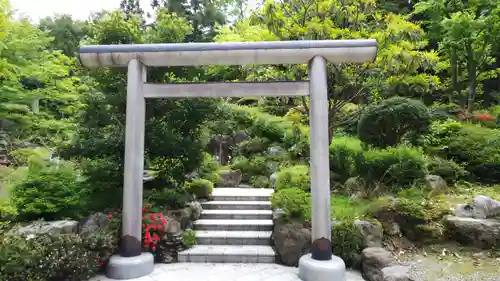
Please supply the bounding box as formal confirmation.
[178,187,276,263]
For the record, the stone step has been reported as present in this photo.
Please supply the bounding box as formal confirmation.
[178,245,276,263]
[201,201,271,210]
[196,230,272,245]
[194,219,273,231]
[211,187,273,202]
[201,209,273,220]
[212,194,270,201]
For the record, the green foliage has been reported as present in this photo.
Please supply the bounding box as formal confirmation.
[220,104,309,157]
[270,188,311,219]
[426,120,500,183]
[182,229,197,247]
[197,153,221,185]
[0,233,98,281]
[184,179,214,199]
[275,165,310,191]
[145,188,191,210]
[329,137,363,182]
[358,97,432,148]
[331,220,364,268]
[426,156,468,184]
[249,175,272,188]
[11,159,82,221]
[8,147,50,166]
[230,155,270,182]
[355,145,427,191]
[235,137,271,157]
[330,196,369,221]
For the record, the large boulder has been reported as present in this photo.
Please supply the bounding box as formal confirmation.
[361,247,397,281]
[355,220,383,248]
[218,169,242,187]
[454,195,500,219]
[444,216,500,249]
[272,221,312,266]
[15,220,79,236]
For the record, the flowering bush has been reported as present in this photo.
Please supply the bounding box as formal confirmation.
[0,233,99,281]
[105,202,168,255]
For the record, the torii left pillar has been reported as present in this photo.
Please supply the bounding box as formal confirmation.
[106,59,155,280]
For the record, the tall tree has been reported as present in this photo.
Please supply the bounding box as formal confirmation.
[414,0,500,111]
[38,14,88,57]
[216,0,440,141]
[150,0,230,42]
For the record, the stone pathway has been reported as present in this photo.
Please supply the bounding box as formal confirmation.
[89,263,366,281]
[178,187,275,263]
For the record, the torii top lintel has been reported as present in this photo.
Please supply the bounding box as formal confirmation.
[78,39,378,68]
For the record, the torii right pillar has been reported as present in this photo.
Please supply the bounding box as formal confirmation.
[298,56,346,281]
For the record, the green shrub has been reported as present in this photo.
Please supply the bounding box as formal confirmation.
[331,220,364,268]
[426,121,500,183]
[146,188,191,210]
[329,137,363,182]
[235,137,271,157]
[358,97,431,147]
[184,179,214,199]
[275,165,310,191]
[0,233,99,281]
[221,104,310,156]
[250,175,272,188]
[183,228,197,247]
[270,188,311,219]
[198,153,221,185]
[426,156,467,184]
[8,147,50,166]
[11,159,83,221]
[83,217,120,267]
[230,155,269,182]
[78,156,124,212]
[355,145,426,191]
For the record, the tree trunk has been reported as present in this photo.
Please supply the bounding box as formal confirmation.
[466,42,477,113]
[450,48,459,104]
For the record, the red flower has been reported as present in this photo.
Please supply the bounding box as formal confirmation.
[151,245,156,252]
[107,214,113,219]
[152,233,160,241]
[474,113,495,121]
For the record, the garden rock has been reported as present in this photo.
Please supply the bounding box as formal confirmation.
[272,221,311,266]
[272,208,287,221]
[444,216,500,248]
[424,175,447,192]
[164,217,182,235]
[187,201,203,221]
[218,169,242,187]
[355,220,383,247]
[268,146,284,156]
[15,220,79,235]
[382,265,413,281]
[166,207,193,229]
[270,172,278,188]
[361,247,397,281]
[78,212,109,236]
[345,177,365,195]
[454,195,500,219]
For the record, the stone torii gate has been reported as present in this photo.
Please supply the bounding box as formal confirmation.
[79,40,377,280]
